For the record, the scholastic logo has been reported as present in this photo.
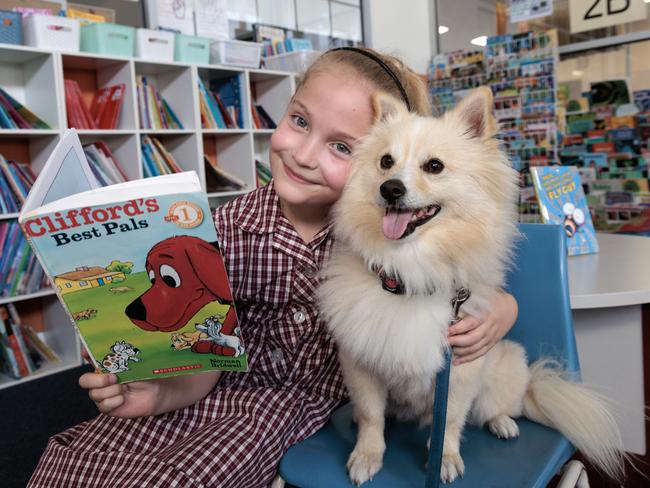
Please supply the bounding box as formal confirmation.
[153,364,203,374]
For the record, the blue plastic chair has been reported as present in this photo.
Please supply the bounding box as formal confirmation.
[279,224,581,487]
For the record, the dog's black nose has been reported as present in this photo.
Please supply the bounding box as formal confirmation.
[380,179,406,204]
[125,298,147,321]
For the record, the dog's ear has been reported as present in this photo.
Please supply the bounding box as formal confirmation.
[373,91,407,122]
[451,86,497,139]
[185,238,234,303]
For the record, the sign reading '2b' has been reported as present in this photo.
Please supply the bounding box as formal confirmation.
[569,0,647,34]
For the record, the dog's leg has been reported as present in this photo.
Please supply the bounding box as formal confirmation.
[438,359,483,483]
[470,341,529,439]
[339,350,388,486]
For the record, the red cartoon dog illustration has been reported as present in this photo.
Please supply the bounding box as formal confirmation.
[125,235,238,355]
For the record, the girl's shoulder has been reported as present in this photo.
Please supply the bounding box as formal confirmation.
[213,183,277,236]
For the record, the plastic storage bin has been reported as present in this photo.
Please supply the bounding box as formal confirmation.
[23,14,80,52]
[210,39,262,68]
[263,50,321,73]
[136,28,174,61]
[0,10,23,45]
[174,34,210,64]
[80,23,135,57]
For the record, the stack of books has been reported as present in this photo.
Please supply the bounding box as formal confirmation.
[64,80,126,130]
[83,142,128,186]
[0,87,51,129]
[251,103,276,129]
[141,136,183,177]
[256,160,272,187]
[0,155,36,214]
[559,110,650,234]
[204,154,246,192]
[0,221,47,297]
[0,303,60,380]
[136,76,183,130]
[198,77,242,129]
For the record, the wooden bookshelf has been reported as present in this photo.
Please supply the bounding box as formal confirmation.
[0,43,295,389]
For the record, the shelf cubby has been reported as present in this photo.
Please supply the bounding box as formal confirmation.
[134,60,195,131]
[0,46,60,130]
[61,53,137,131]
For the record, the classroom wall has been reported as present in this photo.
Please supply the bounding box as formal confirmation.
[362,0,437,74]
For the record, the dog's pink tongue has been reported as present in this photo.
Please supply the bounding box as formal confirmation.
[383,210,413,240]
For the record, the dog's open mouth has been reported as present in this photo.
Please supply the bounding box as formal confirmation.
[382,204,441,240]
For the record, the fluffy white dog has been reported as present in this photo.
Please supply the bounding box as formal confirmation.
[319,88,625,485]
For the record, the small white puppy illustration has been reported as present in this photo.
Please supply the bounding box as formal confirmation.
[196,316,245,357]
[100,340,141,373]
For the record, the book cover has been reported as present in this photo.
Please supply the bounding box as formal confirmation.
[19,130,247,382]
[530,165,599,256]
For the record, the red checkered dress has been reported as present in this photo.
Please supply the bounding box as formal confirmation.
[29,183,347,488]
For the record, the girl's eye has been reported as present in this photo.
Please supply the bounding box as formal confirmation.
[291,115,308,129]
[332,142,351,155]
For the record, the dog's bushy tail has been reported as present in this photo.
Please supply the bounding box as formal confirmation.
[522,359,626,481]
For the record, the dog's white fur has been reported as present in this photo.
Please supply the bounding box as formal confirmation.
[320,88,625,484]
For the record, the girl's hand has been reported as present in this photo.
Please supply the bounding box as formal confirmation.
[79,348,161,418]
[79,348,221,418]
[447,292,518,365]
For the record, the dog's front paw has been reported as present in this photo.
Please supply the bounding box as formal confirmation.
[488,415,519,439]
[347,448,383,486]
[440,453,465,483]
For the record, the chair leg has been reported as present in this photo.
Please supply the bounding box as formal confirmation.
[557,460,590,488]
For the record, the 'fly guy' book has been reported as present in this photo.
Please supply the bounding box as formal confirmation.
[530,165,599,256]
[18,129,247,382]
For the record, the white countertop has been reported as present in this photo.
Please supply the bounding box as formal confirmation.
[568,233,650,309]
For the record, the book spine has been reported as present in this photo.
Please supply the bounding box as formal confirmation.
[7,329,30,376]
[0,91,30,129]
[0,102,16,129]
[9,317,35,373]
[0,315,21,378]
[162,99,183,129]
[0,87,49,129]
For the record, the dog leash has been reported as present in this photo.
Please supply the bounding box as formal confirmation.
[425,287,471,488]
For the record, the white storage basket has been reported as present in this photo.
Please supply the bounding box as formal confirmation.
[23,14,80,52]
[210,39,262,68]
[136,28,175,61]
[263,50,321,73]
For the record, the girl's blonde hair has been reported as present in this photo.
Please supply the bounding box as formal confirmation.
[297,47,432,117]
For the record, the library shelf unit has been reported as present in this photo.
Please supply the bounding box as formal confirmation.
[0,42,296,389]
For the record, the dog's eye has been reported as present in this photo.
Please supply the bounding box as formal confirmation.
[160,264,181,288]
[148,269,155,284]
[422,158,444,174]
[380,154,394,169]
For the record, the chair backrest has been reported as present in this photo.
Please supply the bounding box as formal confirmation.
[504,224,580,373]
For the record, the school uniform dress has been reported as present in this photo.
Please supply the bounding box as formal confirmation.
[28,182,346,488]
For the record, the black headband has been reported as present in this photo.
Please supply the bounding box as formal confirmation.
[329,47,412,112]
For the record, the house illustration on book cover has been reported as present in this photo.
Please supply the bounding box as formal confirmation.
[55,265,127,295]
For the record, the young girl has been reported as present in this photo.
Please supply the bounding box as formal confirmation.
[29,47,518,488]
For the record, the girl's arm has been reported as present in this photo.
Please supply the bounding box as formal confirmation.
[447,291,518,365]
[79,353,221,418]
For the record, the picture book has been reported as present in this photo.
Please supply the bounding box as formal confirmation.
[18,129,247,383]
[530,165,599,256]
